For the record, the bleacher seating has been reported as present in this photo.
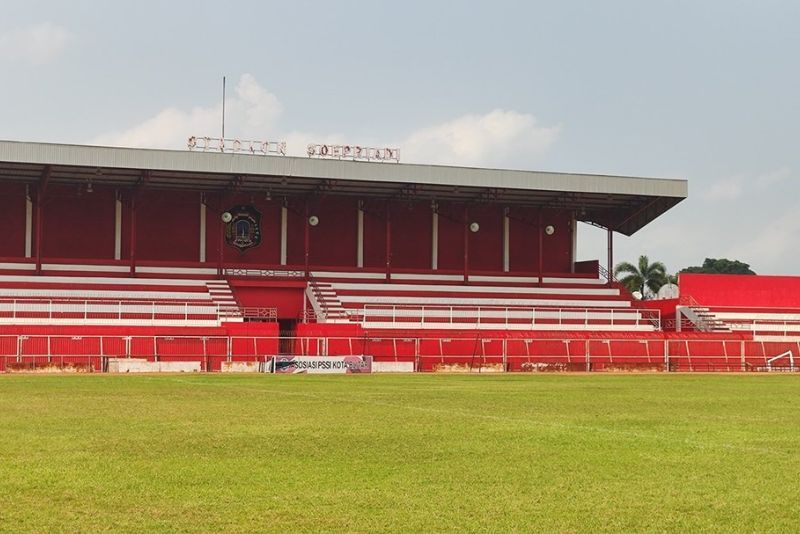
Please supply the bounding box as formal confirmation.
[680,304,800,339]
[306,270,659,331]
[0,273,244,327]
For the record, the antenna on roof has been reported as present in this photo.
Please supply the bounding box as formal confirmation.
[221,76,226,139]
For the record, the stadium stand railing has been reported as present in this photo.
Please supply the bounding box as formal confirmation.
[0,266,271,327]
[2,334,797,373]
[302,269,659,331]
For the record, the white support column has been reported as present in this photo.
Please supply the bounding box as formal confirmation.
[280,205,288,265]
[431,209,439,270]
[114,195,122,260]
[356,206,364,268]
[502,212,510,272]
[571,215,577,273]
[199,198,207,262]
[24,186,32,258]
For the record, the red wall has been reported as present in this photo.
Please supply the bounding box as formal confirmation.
[392,201,431,269]
[681,274,800,308]
[309,197,357,267]
[542,210,573,272]
[468,205,503,271]
[363,201,387,269]
[507,208,572,273]
[0,186,578,275]
[229,280,305,319]
[0,183,26,257]
[437,202,465,271]
[508,207,539,272]
[135,190,199,262]
[42,185,115,259]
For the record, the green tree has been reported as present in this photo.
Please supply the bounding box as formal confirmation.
[614,255,668,298]
[679,258,756,275]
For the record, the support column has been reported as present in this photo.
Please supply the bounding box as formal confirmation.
[280,204,288,266]
[216,198,225,277]
[129,196,137,276]
[114,194,122,260]
[199,195,207,262]
[431,208,439,270]
[385,202,391,281]
[607,227,614,286]
[463,206,469,283]
[356,203,364,268]
[502,209,510,272]
[24,186,32,258]
[537,209,543,285]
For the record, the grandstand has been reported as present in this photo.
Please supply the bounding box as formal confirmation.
[0,138,795,372]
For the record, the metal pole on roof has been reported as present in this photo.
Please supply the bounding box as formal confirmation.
[221,76,226,139]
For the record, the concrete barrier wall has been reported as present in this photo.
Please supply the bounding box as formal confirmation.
[108,359,201,373]
[220,361,261,373]
[373,361,414,373]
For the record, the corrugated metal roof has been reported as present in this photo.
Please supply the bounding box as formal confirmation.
[0,139,687,235]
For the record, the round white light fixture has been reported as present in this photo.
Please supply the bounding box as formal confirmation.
[308,215,320,226]
[221,212,233,223]
[469,222,480,233]
[544,225,555,235]
[632,291,643,300]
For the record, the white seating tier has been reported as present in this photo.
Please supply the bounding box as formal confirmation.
[307,271,655,331]
[0,274,241,326]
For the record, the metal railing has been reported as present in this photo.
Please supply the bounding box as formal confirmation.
[307,276,330,320]
[0,298,276,325]
[224,268,305,278]
[3,334,799,373]
[349,304,661,330]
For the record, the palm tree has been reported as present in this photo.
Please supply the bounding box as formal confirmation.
[614,255,668,298]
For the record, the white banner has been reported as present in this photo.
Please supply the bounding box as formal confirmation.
[272,355,373,374]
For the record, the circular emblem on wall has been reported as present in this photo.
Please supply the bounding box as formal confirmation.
[224,205,262,251]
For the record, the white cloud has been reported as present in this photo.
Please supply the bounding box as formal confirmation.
[400,109,560,168]
[703,180,743,201]
[0,22,73,64]
[755,166,791,189]
[91,75,559,168]
[91,74,283,149]
[727,205,800,271]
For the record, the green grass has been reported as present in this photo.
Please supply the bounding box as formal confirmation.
[1,374,799,532]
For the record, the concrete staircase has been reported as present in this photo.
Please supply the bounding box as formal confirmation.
[205,280,243,322]
[306,280,350,322]
[678,305,731,333]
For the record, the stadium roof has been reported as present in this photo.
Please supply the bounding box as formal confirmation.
[0,140,687,236]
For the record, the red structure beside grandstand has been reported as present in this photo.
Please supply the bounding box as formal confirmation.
[0,139,796,372]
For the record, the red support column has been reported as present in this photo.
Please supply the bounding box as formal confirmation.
[129,195,137,276]
[385,202,392,281]
[304,200,310,279]
[463,206,469,283]
[537,209,544,286]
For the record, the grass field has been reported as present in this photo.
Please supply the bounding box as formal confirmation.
[1,374,799,532]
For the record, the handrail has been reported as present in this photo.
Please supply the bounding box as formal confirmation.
[598,265,620,284]
[0,298,276,323]
[351,304,661,330]
[306,275,330,321]
[224,268,305,278]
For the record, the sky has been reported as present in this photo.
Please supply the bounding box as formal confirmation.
[1,0,798,275]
